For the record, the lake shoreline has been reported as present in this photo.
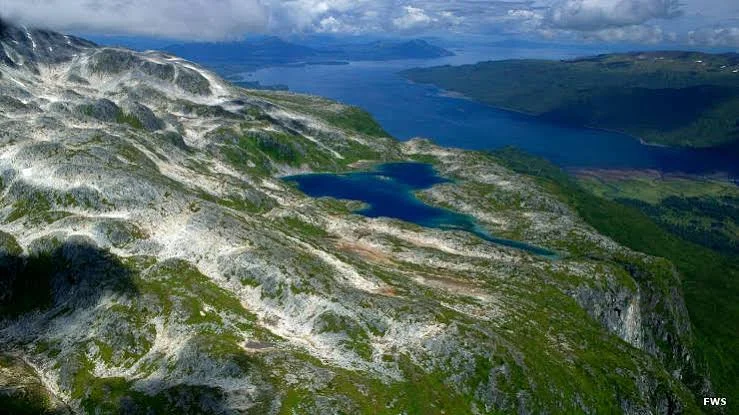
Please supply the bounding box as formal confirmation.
[287,162,557,257]
[405,77,711,152]
[242,54,739,177]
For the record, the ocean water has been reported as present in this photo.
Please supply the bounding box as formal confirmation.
[286,162,556,256]
[244,45,738,178]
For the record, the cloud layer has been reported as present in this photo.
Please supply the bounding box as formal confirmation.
[546,0,681,31]
[1,0,267,40]
[1,0,737,46]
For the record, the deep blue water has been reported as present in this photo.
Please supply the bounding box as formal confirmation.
[286,163,556,256]
[244,45,738,177]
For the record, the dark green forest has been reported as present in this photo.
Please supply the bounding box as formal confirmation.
[492,148,739,403]
[403,51,739,148]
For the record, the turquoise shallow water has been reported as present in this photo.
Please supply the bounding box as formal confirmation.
[286,162,556,257]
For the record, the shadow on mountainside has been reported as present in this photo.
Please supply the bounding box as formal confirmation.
[0,234,138,318]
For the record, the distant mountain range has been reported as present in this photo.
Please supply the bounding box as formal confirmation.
[164,37,454,73]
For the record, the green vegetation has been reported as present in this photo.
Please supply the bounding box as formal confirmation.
[618,195,739,254]
[253,131,301,164]
[315,311,373,359]
[137,259,256,322]
[0,355,61,415]
[3,27,731,413]
[491,147,739,402]
[78,103,96,117]
[115,110,144,130]
[97,220,148,249]
[5,192,52,223]
[403,51,739,148]
[578,172,738,204]
[219,122,388,175]
[272,309,698,415]
[326,107,390,138]
[278,216,329,238]
[493,276,697,414]
[67,354,230,415]
[219,127,333,172]
[579,173,739,254]
[92,304,156,366]
[272,352,475,415]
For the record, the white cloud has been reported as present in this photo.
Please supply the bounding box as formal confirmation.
[546,0,681,30]
[393,6,435,30]
[0,0,736,46]
[506,9,545,31]
[587,24,666,43]
[1,0,268,40]
[264,0,374,33]
[439,11,465,27]
[688,27,739,47]
[316,16,361,34]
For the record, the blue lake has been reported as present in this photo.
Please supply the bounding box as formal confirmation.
[286,162,556,257]
[244,45,738,178]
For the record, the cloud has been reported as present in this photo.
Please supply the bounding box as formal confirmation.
[688,26,739,47]
[587,24,669,43]
[0,0,268,40]
[393,6,435,30]
[504,0,697,44]
[315,16,363,34]
[0,0,736,47]
[264,0,375,33]
[1,0,477,39]
[546,0,681,31]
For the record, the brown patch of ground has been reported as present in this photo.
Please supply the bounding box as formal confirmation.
[336,240,394,265]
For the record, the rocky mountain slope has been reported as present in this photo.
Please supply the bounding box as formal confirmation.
[0,21,710,414]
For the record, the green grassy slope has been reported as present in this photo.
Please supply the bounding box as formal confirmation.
[403,51,739,148]
[578,173,739,255]
[492,148,739,406]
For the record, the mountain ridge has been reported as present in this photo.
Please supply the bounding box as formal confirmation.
[162,37,454,74]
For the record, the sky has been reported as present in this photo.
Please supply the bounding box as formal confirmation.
[1,0,738,47]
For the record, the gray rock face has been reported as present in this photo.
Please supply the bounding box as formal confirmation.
[0,95,40,113]
[0,18,94,73]
[120,101,164,131]
[139,60,176,82]
[76,98,120,122]
[89,49,142,75]
[175,66,212,95]
[570,256,702,392]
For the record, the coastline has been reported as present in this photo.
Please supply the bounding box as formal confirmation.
[402,76,725,151]
[570,167,737,184]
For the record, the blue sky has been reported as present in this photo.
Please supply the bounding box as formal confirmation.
[2,0,738,47]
